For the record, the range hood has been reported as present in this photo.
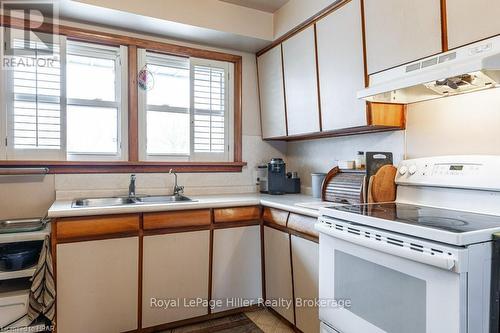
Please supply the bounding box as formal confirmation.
[358,35,500,104]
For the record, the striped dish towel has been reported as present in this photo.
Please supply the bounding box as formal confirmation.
[28,235,55,323]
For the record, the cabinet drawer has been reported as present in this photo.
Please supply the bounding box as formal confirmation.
[213,206,260,223]
[262,207,289,227]
[56,214,139,241]
[143,209,211,230]
[287,213,319,238]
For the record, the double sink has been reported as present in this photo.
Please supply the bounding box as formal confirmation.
[72,195,194,208]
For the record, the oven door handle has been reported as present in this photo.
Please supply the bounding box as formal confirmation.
[317,224,456,270]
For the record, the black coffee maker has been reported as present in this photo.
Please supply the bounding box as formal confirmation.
[267,158,300,195]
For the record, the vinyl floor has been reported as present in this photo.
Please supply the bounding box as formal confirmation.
[161,308,295,333]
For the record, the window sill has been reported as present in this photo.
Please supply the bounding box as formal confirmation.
[0,161,247,174]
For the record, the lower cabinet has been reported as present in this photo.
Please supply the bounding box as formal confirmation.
[142,231,210,328]
[56,237,139,333]
[264,226,295,323]
[212,226,262,312]
[292,235,320,333]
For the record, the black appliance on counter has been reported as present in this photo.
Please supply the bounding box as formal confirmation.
[261,158,300,195]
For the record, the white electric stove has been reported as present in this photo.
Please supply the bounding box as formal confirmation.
[316,155,500,333]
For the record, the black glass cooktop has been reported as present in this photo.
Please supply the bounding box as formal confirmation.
[330,203,500,233]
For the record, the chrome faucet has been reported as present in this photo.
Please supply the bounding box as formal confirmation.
[129,174,136,198]
[169,169,184,197]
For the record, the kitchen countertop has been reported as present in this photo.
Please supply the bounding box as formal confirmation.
[48,193,324,218]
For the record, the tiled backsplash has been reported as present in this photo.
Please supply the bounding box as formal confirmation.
[55,135,286,200]
[287,131,406,189]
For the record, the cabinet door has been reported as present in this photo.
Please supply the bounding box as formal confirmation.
[264,226,294,323]
[364,0,442,74]
[316,0,367,131]
[258,45,287,139]
[282,26,321,136]
[212,226,262,313]
[56,237,139,333]
[292,236,320,333]
[142,231,210,328]
[447,0,500,49]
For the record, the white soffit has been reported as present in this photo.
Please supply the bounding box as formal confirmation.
[219,0,290,13]
[59,0,273,52]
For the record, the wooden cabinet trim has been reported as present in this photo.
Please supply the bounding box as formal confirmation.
[313,24,323,132]
[55,214,140,241]
[263,124,404,142]
[287,213,319,239]
[143,209,211,230]
[213,206,261,223]
[440,0,449,52]
[281,44,289,136]
[262,207,289,227]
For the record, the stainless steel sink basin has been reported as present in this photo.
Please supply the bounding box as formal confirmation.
[72,197,138,208]
[72,195,194,208]
[136,195,193,203]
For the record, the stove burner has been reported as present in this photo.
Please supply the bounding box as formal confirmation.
[415,216,468,228]
[330,202,500,234]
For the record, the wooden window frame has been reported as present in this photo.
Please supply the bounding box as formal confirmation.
[0,15,244,174]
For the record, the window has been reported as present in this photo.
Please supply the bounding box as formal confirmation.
[3,29,65,160]
[0,23,243,172]
[66,41,127,160]
[1,28,127,161]
[138,50,233,161]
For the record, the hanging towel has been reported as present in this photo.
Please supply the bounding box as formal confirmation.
[28,235,56,324]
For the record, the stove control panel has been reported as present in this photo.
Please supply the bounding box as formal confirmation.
[395,155,500,191]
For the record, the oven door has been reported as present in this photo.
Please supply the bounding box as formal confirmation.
[318,231,466,333]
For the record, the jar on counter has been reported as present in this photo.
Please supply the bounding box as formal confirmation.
[355,151,366,170]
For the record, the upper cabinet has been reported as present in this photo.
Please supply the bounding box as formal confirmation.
[316,0,367,131]
[256,0,407,141]
[257,45,287,139]
[282,26,321,136]
[364,0,442,74]
[446,0,500,49]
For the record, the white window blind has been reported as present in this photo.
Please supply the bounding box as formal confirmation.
[1,28,128,161]
[137,51,233,162]
[8,37,64,155]
[192,65,226,153]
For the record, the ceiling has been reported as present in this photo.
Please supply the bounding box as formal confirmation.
[219,0,290,13]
